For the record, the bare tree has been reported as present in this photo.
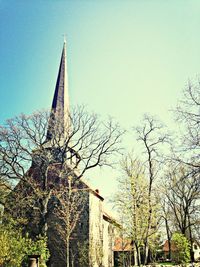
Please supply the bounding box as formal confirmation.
[175,78,200,170]
[162,164,200,262]
[159,192,173,260]
[50,178,88,267]
[113,154,161,266]
[135,115,168,264]
[0,106,124,266]
[0,177,11,207]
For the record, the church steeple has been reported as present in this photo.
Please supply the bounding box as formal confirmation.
[46,41,70,140]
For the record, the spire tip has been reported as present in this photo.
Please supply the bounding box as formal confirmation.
[63,34,67,44]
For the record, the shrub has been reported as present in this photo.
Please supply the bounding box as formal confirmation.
[171,232,190,264]
[0,218,49,267]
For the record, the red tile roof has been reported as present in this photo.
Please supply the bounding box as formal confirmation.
[163,240,177,252]
[113,237,133,251]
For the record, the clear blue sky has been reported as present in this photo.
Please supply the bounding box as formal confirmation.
[0,0,200,204]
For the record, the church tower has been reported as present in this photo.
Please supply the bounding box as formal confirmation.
[46,40,70,141]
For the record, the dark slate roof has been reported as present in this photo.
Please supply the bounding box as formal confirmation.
[46,42,69,140]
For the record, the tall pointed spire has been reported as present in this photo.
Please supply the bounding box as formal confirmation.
[46,41,70,140]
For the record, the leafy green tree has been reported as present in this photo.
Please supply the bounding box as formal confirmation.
[171,232,190,264]
[0,217,49,267]
[24,234,50,266]
[0,221,25,266]
[113,155,161,265]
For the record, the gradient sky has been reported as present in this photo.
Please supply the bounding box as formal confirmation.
[0,0,200,208]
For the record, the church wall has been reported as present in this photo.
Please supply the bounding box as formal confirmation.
[102,219,117,267]
[89,193,103,267]
[48,182,91,267]
[70,189,90,267]
[102,219,110,267]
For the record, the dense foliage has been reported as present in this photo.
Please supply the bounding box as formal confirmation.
[0,218,49,267]
[171,232,190,264]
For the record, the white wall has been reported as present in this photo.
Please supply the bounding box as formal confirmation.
[89,193,103,267]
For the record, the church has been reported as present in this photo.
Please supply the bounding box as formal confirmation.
[44,40,120,267]
[7,41,120,267]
